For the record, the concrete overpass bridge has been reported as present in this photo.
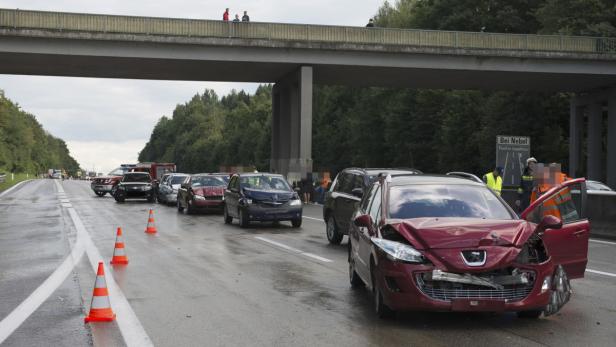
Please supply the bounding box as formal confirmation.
[1,9,616,186]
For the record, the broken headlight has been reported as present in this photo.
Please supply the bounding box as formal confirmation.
[371,237,425,264]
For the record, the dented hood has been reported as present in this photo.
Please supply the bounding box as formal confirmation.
[388,218,537,272]
[389,218,534,250]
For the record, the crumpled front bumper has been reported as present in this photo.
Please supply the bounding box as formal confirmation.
[375,255,554,313]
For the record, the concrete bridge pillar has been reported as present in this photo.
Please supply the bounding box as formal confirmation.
[569,97,583,178]
[608,89,616,188]
[587,100,603,181]
[270,66,313,180]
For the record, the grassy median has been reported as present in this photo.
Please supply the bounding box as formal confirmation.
[0,173,33,194]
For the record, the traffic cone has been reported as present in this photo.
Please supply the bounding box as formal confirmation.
[145,209,157,234]
[85,262,116,323]
[110,227,129,265]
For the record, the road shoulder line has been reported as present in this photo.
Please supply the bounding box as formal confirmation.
[255,236,333,263]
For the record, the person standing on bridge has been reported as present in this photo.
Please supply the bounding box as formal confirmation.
[366,18,375,27]
[223,8,230,21]
[483,167,503,196]
[242,11,250,22]
[233,14,241,23]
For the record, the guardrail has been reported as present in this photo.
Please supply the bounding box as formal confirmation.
[0,174,5,183]
[1,8,616,54]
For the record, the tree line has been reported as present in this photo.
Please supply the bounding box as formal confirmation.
[0,90,80,175]
[139,0,616,178]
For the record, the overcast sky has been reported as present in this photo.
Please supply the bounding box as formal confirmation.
[0,0,385,173]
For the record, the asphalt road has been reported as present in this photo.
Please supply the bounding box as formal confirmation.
[1,179,615,346]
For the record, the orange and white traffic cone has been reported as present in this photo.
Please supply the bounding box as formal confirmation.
[145,209,157,234]
[85,262,116,323]
[110,227,129,265]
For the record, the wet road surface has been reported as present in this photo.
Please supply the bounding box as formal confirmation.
[1,179,615,346]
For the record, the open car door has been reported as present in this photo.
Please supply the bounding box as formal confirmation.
[520,178,589,279]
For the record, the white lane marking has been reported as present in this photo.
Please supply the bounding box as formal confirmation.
[589,239,616,246]
[586,269,616,278]
[255,236,333,263]
[60,199,70,203]
[302,216,323,222]
[61,203,73,208]
[66,204,153,346]
[0,179,33,198]
[0,233,85,344]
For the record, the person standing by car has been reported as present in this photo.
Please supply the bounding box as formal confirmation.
[483,167,503,196]
[242,11,250,22]
[223,8,230,21]
[516,157,537,211]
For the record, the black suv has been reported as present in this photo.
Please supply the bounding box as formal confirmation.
[322,168,421,244]
[114,172,155,203]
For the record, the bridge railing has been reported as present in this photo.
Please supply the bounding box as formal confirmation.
[1,8,615,54]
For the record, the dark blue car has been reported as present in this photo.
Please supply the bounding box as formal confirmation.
[223,173,303,228]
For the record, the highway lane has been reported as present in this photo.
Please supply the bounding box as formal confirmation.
[1,179,615,346]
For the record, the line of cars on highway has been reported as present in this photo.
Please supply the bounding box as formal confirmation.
[91,164,591,320]
[91,164,304,228]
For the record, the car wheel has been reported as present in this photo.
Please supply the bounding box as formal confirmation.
[177,199,184,212]
[372,260,394,319]
[224,204,233,224]
[291,219,302,228]
[239,208,249,228]
[326,215,343,245]
[94,191,106,197]
[517,310,542,319]
[348,240,363,288]
[115,196,125,203]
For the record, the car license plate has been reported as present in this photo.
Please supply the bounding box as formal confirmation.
[451,299,505,312]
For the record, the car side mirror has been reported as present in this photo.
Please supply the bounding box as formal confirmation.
[354,214,373,228]
[538,215,562,231]
[351,187,364,198]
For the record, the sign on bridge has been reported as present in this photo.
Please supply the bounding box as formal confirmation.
[496,135,531,186]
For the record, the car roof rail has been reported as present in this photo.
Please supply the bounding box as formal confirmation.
[446,172,484,183]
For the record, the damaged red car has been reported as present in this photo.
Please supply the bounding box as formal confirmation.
[348,174,588,319]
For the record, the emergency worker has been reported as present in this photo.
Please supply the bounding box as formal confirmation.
[530,163,578,222]
[483,167,503,196]
[516,157,537,211]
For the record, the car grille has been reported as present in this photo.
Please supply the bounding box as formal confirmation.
[415,274,534,302]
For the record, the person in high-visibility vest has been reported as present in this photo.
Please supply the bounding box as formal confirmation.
[516,157,537,211]
[483,167,503,196]
[530,166,578,222]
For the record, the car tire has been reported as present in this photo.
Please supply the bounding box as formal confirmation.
[115,196,125,203]
[326,215,343,245]
[94,191,106,197]
[291,219,302,228]
[348,240,363,289]
[372,261,394,319]
[239,208,249,228]
[516,310,542,319]
[177,199,184,212]
[224,204,233,224]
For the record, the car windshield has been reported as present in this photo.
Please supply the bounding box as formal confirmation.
[169,176,188,185]
[240,175,291,191]
[108,168,127,176]
[388,184,513,220]
[192,176,227,187]
[587,181,612,191]
[122,174,151,183]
